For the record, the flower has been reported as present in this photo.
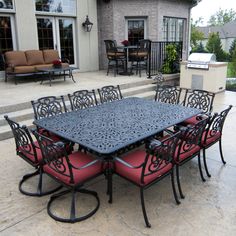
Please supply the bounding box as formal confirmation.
[52,59,62,65]
[121,40,129,46]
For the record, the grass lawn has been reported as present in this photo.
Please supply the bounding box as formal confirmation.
[227,62,236,78]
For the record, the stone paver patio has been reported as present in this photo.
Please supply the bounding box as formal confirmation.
[0,72,236,235]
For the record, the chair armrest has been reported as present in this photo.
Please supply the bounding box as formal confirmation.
[115,157,144,169]
[70,159,100,170]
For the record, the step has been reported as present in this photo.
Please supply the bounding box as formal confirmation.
[123,83,156,97]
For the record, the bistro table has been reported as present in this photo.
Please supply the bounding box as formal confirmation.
[34,97,201,202]
[118,45,137,76]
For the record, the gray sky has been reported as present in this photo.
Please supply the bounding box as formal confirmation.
[191,0,236,26]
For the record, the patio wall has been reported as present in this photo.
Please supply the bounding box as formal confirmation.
[97,0,192,69]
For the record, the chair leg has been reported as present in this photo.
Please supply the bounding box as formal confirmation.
[202,149,211,178]
[140,188,151,228]
[198,153,206,182]
[176,165,185,199]
[219,139,226,164]
[171,171,181,204]
[47,188,100,223]
[19,168,62,197]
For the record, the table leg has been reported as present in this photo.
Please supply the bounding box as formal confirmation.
[70,69,76,83]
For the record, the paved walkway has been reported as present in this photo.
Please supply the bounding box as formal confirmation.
[0,73,236,235]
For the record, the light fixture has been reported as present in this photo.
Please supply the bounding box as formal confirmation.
[82,15,93,32]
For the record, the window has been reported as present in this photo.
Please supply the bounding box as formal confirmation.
[35,0,76,15]
[163,17,185,42]
[0,0,13,10]
[127,19,146,45]
[0,15,14,70]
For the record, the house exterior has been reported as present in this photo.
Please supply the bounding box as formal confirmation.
[0,0,200,78]
[197,21,236,52]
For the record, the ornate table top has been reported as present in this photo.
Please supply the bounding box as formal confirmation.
[34,97,200,155]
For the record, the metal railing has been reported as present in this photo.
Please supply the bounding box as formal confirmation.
[147,41,183,78]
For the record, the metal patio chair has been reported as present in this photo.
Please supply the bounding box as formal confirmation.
[97,85,123,103]
[155,85,182,105]
[68,89,98,111]
[33,130,103,223]
[4,116,61,196]
[114,132,181,227]
[174,115,209,199]
[104,40,126,76]
[201,105,232,177]
[182,89,215,125]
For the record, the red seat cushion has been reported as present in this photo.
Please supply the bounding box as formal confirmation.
[43,152,102,186]
[18,141,43,165]
[201,130,221,147]
[115,150,173,186]
[38,128,61,142]
[182,116,199,125]
[174,141,200,163]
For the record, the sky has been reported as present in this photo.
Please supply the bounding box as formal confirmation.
[191,0,236,26]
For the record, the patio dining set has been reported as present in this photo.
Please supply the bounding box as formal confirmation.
[104,39,151,77]
[5,84,232,228]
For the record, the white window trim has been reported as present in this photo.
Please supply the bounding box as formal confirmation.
[125,18,147,40]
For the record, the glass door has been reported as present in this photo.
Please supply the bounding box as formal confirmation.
[37,17,76,66]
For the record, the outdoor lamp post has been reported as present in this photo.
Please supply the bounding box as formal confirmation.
[82,15,93,32]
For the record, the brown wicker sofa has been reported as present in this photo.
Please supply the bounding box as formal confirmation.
[3,49,69,83]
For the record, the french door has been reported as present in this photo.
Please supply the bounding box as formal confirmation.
[37,17,76,66]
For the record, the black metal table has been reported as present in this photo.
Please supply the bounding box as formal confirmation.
[39,66,77,86]
[34,97,200,155]
[34,97,201,203]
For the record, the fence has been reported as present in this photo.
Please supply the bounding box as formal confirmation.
[147,41,183,78]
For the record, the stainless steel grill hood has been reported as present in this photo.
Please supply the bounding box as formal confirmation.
[187,53,216,70]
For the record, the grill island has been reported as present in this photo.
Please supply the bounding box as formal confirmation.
[180,53,227,93]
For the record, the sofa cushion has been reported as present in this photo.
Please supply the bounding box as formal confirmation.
[34,64,53,70]
[14,66,35,74]
[43,50,60,64]
[25,50,44,65]
[5,51,28,67]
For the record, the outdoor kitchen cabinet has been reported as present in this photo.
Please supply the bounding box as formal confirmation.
[180,55,228,93]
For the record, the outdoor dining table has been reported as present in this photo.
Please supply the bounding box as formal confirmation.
[33,97,201,202]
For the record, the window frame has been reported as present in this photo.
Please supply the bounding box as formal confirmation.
[0,0,15,13]
[162,16,185,42]
[125,17,147,45]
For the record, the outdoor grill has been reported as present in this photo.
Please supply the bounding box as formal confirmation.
[187,53,216,70]
[180,53,228,93]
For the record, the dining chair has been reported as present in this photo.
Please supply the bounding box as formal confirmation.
[201,105,232,177]
[129,39,151,77]
[104,40,126,76]
[174,115,209,199]
[68,89,98,111]
[114,131,181,228]
[33,130,103,223]
[182,89,215,125]
[31,95,73,148]
[154,85,182,105]
[31,95,67,120]
[97,85,123,103]
[4,115,62,196]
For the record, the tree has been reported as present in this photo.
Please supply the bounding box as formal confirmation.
[190,18,204,51]
[192,42,207,53]
[208,8,236,26]
[206,32,227,61]
[229,39,236,61]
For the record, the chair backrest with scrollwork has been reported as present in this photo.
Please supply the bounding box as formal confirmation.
[97,85,123,104]
[176,115,209,162]
[31,95,67,120]
[33,130,75,184]
[183,89,215,114]
[155,85,182,105]
[203,105,232,144]
[68,89,98,111]
[140,131,181,184]
[4,115,39,165]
